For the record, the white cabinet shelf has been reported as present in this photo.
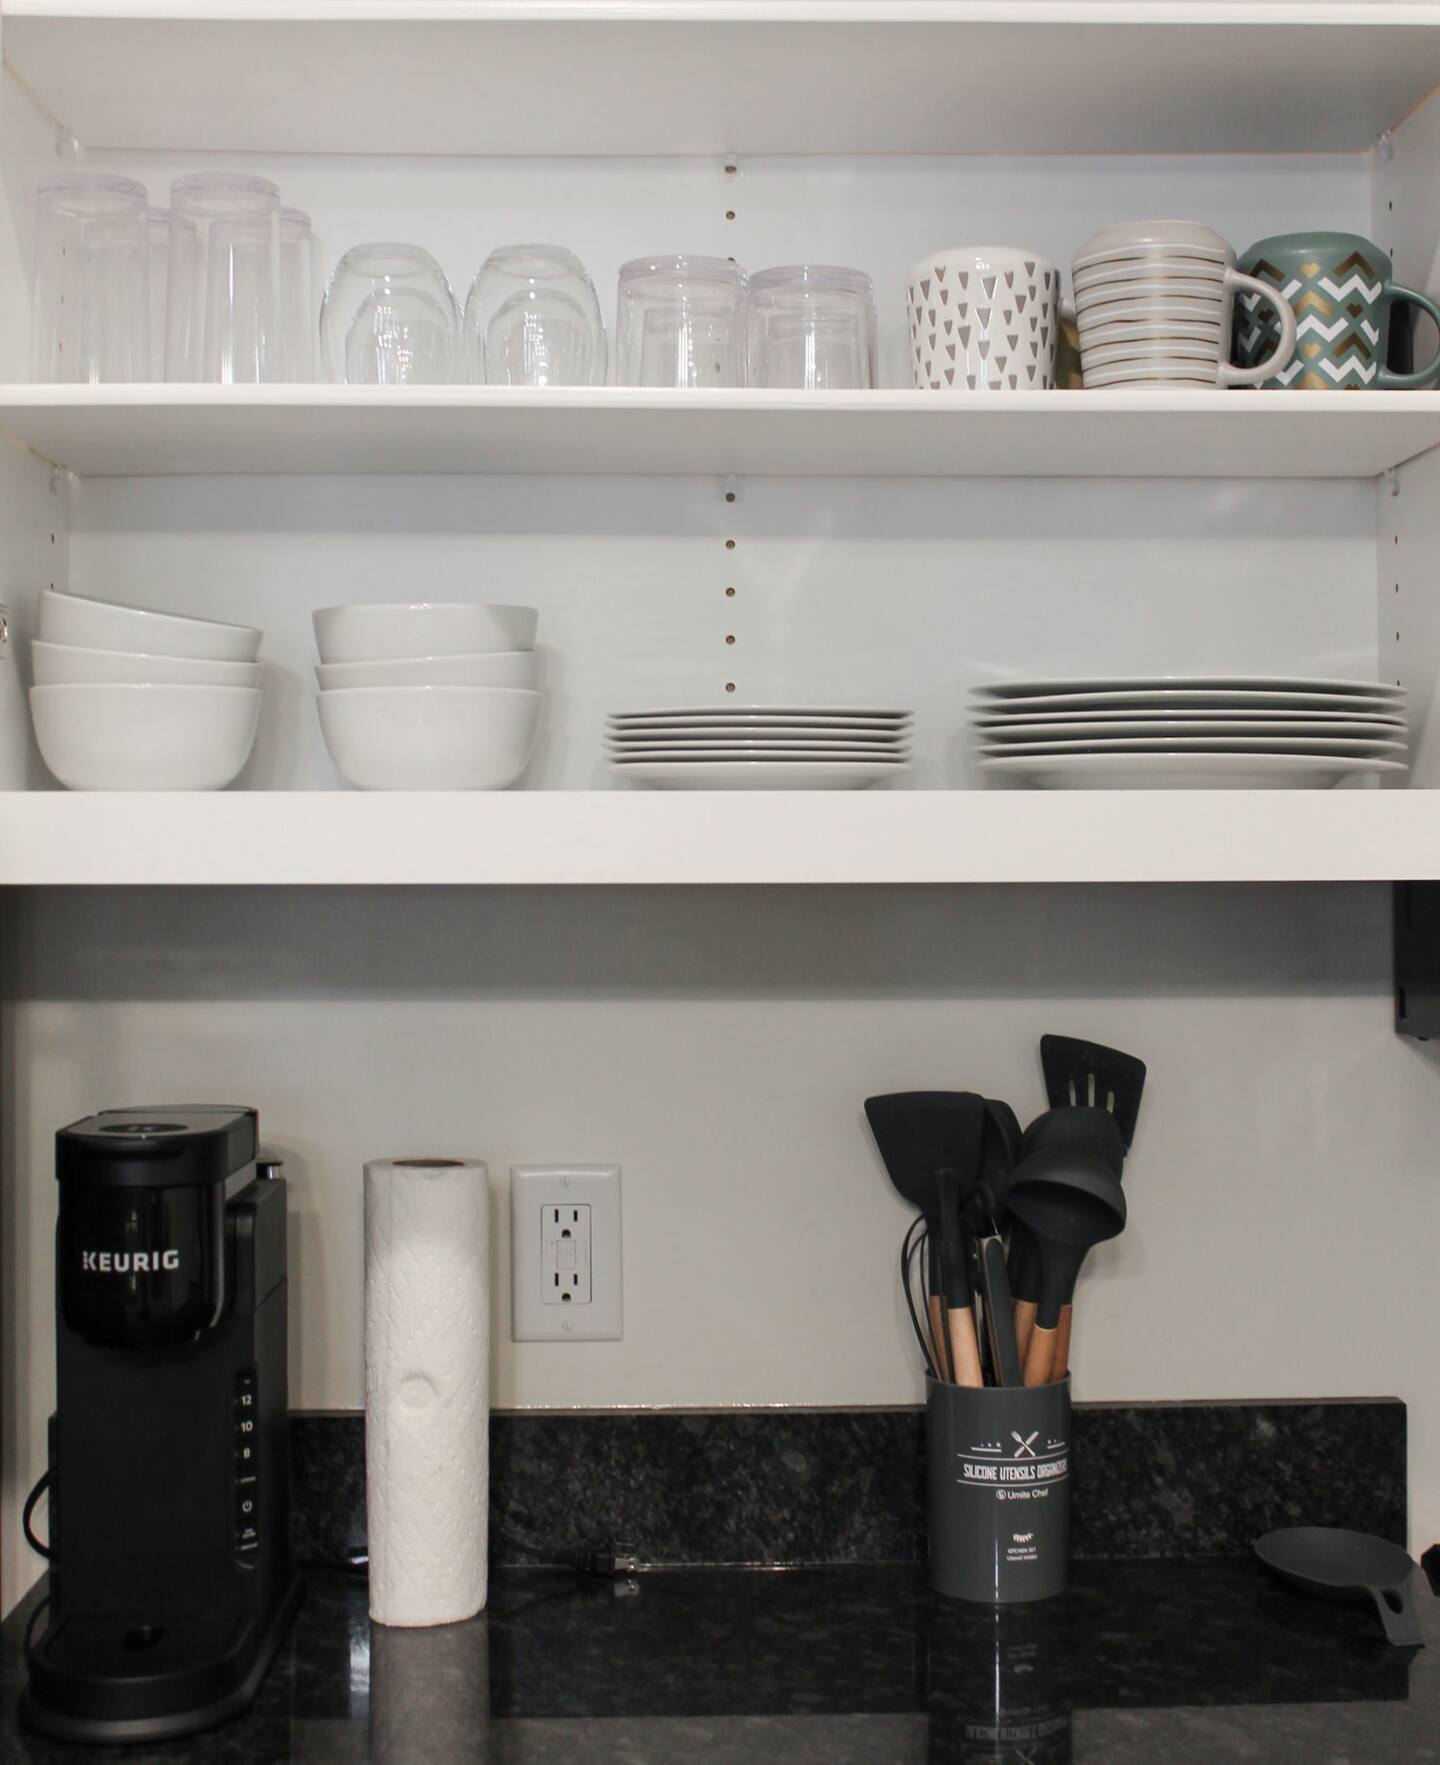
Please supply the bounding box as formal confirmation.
[7,2,1440,157]
[6,386,1440,479]
[2,790,1436,885]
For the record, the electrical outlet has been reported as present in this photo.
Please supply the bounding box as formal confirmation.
[512,1165,622,1341]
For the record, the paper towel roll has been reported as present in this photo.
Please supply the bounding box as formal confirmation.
[364,1157,490,1628]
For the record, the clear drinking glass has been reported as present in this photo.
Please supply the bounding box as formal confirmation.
[615,255,748,388]
[279,208,317,382]
[32,175,150,383]
[166,173,281,383]
[147,207,200,383]
[464,244,606,387]
[320,244,460,384]
[748,265,876,389]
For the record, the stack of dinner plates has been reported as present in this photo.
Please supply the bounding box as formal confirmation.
[971,676,1408,789]
[608,704,913,789]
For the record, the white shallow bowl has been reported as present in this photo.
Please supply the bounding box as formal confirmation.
[315,650,537,691]
[313,602,539,664]
[31,683,261,791]
[317,685,541,789]
[32,640,262,689]
[39,589,262,663]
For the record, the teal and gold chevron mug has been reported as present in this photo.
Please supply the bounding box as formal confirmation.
[1234,232,1440,389]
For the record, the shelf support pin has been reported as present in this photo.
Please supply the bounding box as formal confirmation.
[722,474,739,504]
[1377,130,1394,164]
[1386,466,1401,499]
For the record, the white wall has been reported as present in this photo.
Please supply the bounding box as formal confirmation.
[5,880,1439,1615]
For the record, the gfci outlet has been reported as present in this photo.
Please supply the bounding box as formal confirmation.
[511,1165,622,1342]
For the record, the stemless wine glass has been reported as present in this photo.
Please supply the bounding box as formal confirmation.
[615,255,748,388]
[320,244,460,384]
[748,265,877,389]
[32,175,150,383]
[463,244,606,387]
[279,208,317,382]
[166,173,281,383]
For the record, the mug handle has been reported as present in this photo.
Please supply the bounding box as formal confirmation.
[1220,269,1298,387]
[1378,282,1440,389]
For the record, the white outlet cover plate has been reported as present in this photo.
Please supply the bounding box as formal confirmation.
[511,1163,622,1342]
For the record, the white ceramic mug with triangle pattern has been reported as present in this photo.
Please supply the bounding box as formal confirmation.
[907,246,1062,391]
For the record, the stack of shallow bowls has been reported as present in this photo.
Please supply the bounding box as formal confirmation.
[1072,221,1289,390]
[314,602,541,789]
[31,588,262,789]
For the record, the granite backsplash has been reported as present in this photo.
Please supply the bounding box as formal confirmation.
[292,1398,1405,1570]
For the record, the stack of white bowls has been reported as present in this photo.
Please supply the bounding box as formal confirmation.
[1072,221,1297,390]
[313,602,542,789]
[30,588,262,789]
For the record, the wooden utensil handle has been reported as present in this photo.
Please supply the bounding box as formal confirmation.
[1023,1323,1057,1388]
[927,1294,952,1382]
[1052,1305,1074,1381]
[1014,1298,1037,1360]
[946,1305,985,1389]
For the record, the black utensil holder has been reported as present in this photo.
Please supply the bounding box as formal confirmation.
[926,1375,1071,1604]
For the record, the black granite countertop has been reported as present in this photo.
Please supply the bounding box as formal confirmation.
[3,1559,1437,1764]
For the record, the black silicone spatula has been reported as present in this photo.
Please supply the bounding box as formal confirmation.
[973,1100,1023,1387]
[1037,1035,1145,1378]
[1256,1527,1427,1648]
[1000,1147,1126,1387]
[864,1092,987,1386]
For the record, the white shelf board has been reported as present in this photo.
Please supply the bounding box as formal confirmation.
[2,789,1437,885]
[5,386,1440,479]
[7,3,1440,156]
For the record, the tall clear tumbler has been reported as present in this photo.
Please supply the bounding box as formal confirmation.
[748,265,876,389]
[615,256,748,388]
[279,208,317,382]
[148,207,200,383]
[464,245,605,387]
[165,173,281,383]
[32,175,149,382]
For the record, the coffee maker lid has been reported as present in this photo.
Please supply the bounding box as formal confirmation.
[56,1106,258,1190]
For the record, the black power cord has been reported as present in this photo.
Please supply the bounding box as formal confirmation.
[23,1470,53,1562]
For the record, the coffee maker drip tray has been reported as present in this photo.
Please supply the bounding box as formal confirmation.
[21,1581,303,1745]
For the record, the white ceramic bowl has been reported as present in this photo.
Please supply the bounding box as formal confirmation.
[317,685,541,790]
[32,640,263,689]
[31,683,261,790]
[315,650,537,691]
[312,602,539,663]
[39,589,262,662]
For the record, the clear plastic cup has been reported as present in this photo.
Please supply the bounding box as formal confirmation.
[32,175,150,383]
[166,173,281,383]
[320,244,460,385]
[280,208,317,382]
[748,265,876,389]
[147,207,200,383]
[464,244,606,387]
[615,255,748,388]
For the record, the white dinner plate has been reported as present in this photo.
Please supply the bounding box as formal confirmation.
[978,751,1407,789]
[972,708,1407,730]
[612,704,911,721]
[609,726,910,744]
[609,745,910,758]
[974,675,1404,700]
[975,717,1408,743]
[612,759,909,789]
[973,689,1402,714]
[976,736,1406,757]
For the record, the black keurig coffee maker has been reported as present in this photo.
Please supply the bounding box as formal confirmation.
[22,1106,302,1744]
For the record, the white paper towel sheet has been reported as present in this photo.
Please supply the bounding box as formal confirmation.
[364,1157,490,1627]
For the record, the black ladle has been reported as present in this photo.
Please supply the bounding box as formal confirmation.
[1256,1527,1426,1648]
[864,1092,987,1385]
[1001,1147,1126,1387]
